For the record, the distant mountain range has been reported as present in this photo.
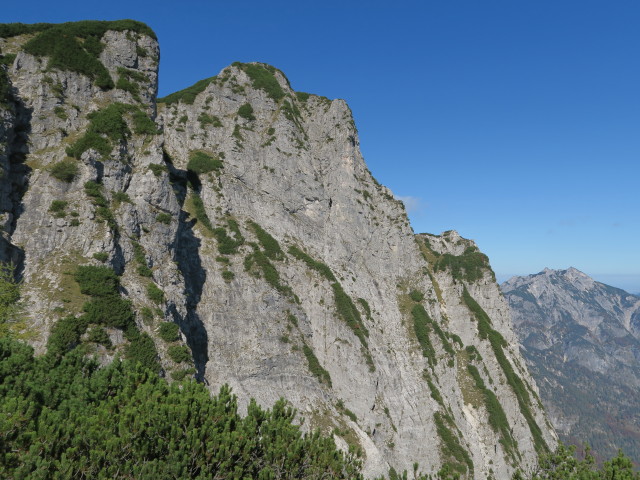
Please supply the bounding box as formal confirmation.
[502,268,640,463]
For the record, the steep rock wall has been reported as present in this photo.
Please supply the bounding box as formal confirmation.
[0,22,556,478]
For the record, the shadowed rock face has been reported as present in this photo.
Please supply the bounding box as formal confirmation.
[1,21,555,477]
[503,268,640,463]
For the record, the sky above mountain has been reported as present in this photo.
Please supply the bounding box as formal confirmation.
[4,0,639,291]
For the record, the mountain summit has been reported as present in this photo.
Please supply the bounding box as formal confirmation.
[502,268,640,462]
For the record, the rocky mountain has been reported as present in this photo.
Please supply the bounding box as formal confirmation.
[0,20,556,477]
[502,267,640,463]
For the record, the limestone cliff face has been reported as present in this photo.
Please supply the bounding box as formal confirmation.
[0,21,188,373]
[0,21,556,478]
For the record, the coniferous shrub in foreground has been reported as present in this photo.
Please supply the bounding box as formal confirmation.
[0,336,363,479]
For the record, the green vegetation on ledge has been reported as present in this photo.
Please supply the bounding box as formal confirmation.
[132,240,152,277]
[303,342,332,387]
[158,322,180,342]
[248,221,283,260]
[288,245,373,371]
[244,244,292,297]
[0,19,156,40]
[238,102,255,121]
[433,244,494,283]
[190,192,213,231]
[295,91,310,102]
[146,282,165,305]
[44,264,160,372]
[433,412,474,478]
[49,159,79,183]
[198,112,223,127]
[115,67,149,102]
[167,344,192,364]
[232,62,286,102]
[467,363,518,459]
[66,103,157,160]
[213,218,245,256]
[187,151,223,175]
[411,304,437,366]
[462,287,547,454]
[242,223,294,297]
[407,290,454,363]
[157,76,216,105]
[0,20,154,90]
[84,181,117,231]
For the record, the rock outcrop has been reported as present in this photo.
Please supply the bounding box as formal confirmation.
[502,268,640,463]
[0,20,556,477]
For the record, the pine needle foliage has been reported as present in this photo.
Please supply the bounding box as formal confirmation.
[0,263,24,337]
[213,227,242,255]
[74,265,119,297]
[158,322,179,342]
[115,67,149,102]
[87,326,112,348]
[295,91,310,102]
[288,245,336,282]
[47,265,159,370]
[197,113,223,127]
[167,344,192,364]
[146,282,165,305]
[410,303,454,357]
[238,102,255,121]
[516,444,640,480]
[0,337,363,479]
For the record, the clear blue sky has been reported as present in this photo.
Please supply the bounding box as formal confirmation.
[4,1,640,292]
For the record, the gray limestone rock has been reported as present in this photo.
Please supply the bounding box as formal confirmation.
[0,22,556,478]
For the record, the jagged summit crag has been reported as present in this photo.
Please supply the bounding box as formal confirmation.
[502,267,640,463]
[0,20,556,477]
